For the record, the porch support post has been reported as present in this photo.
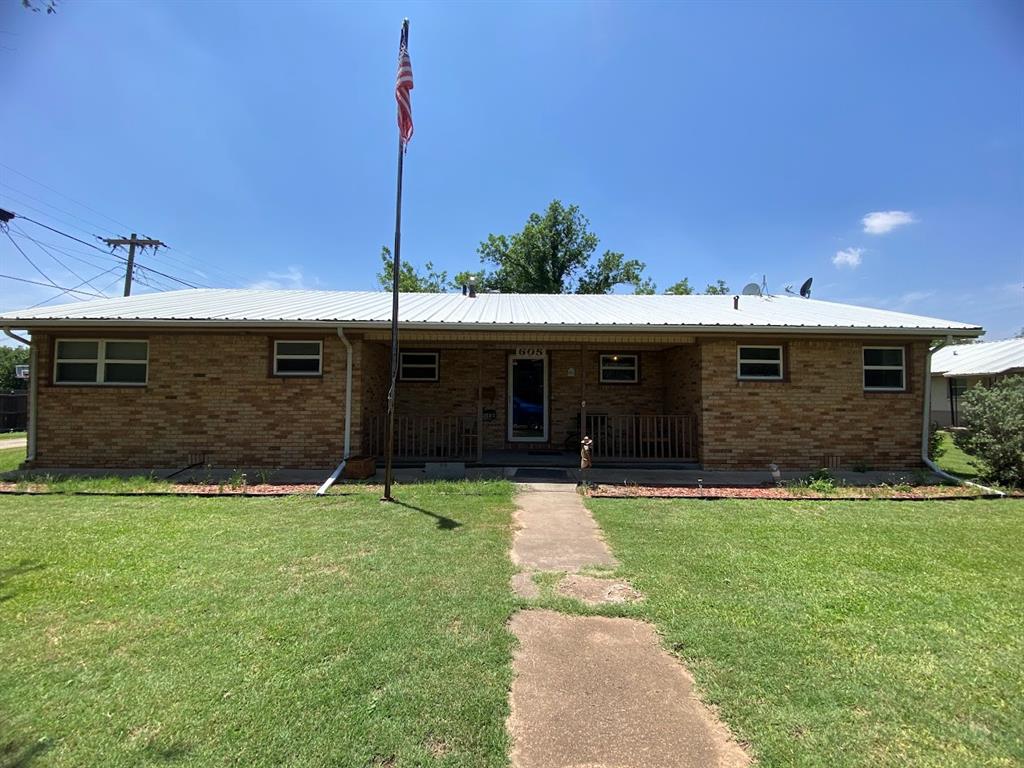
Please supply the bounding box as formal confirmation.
[476,344,484,463]
[579,344,587,444]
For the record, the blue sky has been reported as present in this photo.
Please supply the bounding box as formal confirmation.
[1,0,1021,339]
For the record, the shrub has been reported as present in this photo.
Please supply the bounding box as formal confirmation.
[955,376,1024,487]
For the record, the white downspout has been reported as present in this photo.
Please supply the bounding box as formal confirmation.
[316,326,354,496]
[922,338,1003,496]
[3,328,35,463]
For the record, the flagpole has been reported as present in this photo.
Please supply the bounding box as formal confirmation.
[383,137,404,501]
[383,18,410,502]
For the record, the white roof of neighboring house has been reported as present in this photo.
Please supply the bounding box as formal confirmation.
[0,289,983,337]
[931,338,1024,377]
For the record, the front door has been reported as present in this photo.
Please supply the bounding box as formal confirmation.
[508,354,548,442]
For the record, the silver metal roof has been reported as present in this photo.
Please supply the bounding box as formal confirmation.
[931,338,1024,377]
[0,289,983,336]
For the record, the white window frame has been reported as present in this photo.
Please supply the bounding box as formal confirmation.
[273,340,323,376]
[399,351,439,382]
[54,338,149,386]
[863,346,906,392]
[736,345,783,380]
[599,353,639,384]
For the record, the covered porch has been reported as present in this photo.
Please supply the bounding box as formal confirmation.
[355,331,702,466]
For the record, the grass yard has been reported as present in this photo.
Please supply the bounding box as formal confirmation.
[0,444,25,473]
[0,431,25,442]
[588,497,1024,768]
[936,429,987,481]
[0,481,517,767]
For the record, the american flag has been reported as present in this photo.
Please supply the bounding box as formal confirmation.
[395,20,414,145]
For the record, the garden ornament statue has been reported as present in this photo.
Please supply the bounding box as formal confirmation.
[580,435,593,470]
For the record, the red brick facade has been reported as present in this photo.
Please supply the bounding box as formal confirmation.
[25,329,928,471]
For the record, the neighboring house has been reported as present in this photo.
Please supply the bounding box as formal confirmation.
[1,289,982,472]
[930,337,1024,427]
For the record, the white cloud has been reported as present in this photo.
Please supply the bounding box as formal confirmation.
[832,247,863,269]
[862,210,915,235]
[246,266,317,290]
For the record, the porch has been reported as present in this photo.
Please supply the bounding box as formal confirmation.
[356,334,702,465]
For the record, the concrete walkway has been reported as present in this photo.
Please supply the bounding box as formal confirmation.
[0,439,26,451]
[507,483,750,768]
[511,482,617,572]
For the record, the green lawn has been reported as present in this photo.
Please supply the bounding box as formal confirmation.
[0,482,517,767]
[0,444,25,473]
[935,429,987,481]
[0,431,25,442]
[587,497,1024,768]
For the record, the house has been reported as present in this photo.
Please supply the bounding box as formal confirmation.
[1,289,982,473]
[930,337,1024,427]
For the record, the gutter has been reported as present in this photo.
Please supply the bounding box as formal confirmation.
[0,318,985,338]
[316,326,354,496]
[922,339,1004,496]
[3,328,35,462]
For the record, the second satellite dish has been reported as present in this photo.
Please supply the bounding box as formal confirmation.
[741,283,762,296]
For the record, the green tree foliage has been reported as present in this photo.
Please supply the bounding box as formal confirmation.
[704,279,730,295]
[954,376,1024,487]
[0,345,30,391]
[375,246,449,293]
[664,278,695,295]
[475,200,651,294]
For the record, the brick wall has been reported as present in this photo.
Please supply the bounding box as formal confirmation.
[30,331,349,469]
[28,329,929,471]
[699,337,927,470]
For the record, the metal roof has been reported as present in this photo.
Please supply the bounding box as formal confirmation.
[0,289,983,336]
[931,338,1024,377]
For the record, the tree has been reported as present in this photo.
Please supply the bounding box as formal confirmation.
[577,251,650,295]
[664,278,695,295]
[704,279,730,295]
[474,200,650,294]
[0,346,29,391]
[954,376,1024,488]
[375,246,449,293]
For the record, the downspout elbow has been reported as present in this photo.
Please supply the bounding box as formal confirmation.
[316,326,354,496]
[922,338,1004,497]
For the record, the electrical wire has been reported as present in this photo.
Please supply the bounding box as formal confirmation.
[0,273,103,298]
[0,182,119,239]
[11,224,111,295]
[0,162,135,232]
[3,228,65,291]
[26,264,122,308]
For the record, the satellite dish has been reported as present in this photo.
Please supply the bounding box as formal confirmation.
[741,282,762,296]
[799,277,813,299]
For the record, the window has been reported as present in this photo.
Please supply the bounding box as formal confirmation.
[600,354,639,383]
[737,345,783,380]
[274,340,322,376]
[399,351,439,381]
[863,347,905,391]
[54,339,148,385]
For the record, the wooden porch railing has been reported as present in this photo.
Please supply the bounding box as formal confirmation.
[365,413,478,461]
[586,414,696,461]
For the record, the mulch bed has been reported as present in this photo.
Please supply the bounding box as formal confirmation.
[585,484,1017,501]
[0,482,324,496]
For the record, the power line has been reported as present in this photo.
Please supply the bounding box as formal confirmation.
[3,228,65,292]
[0,162,135,232]
[133,259,203,289]
[27,264,122,309]
[0,194,114,244]
[0,182,120,238]
[0,273,104,299]
[11,224,112,296]
[7,228,125,271]
[12,211,113,255]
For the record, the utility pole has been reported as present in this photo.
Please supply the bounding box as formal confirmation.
[103,233,165,296]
